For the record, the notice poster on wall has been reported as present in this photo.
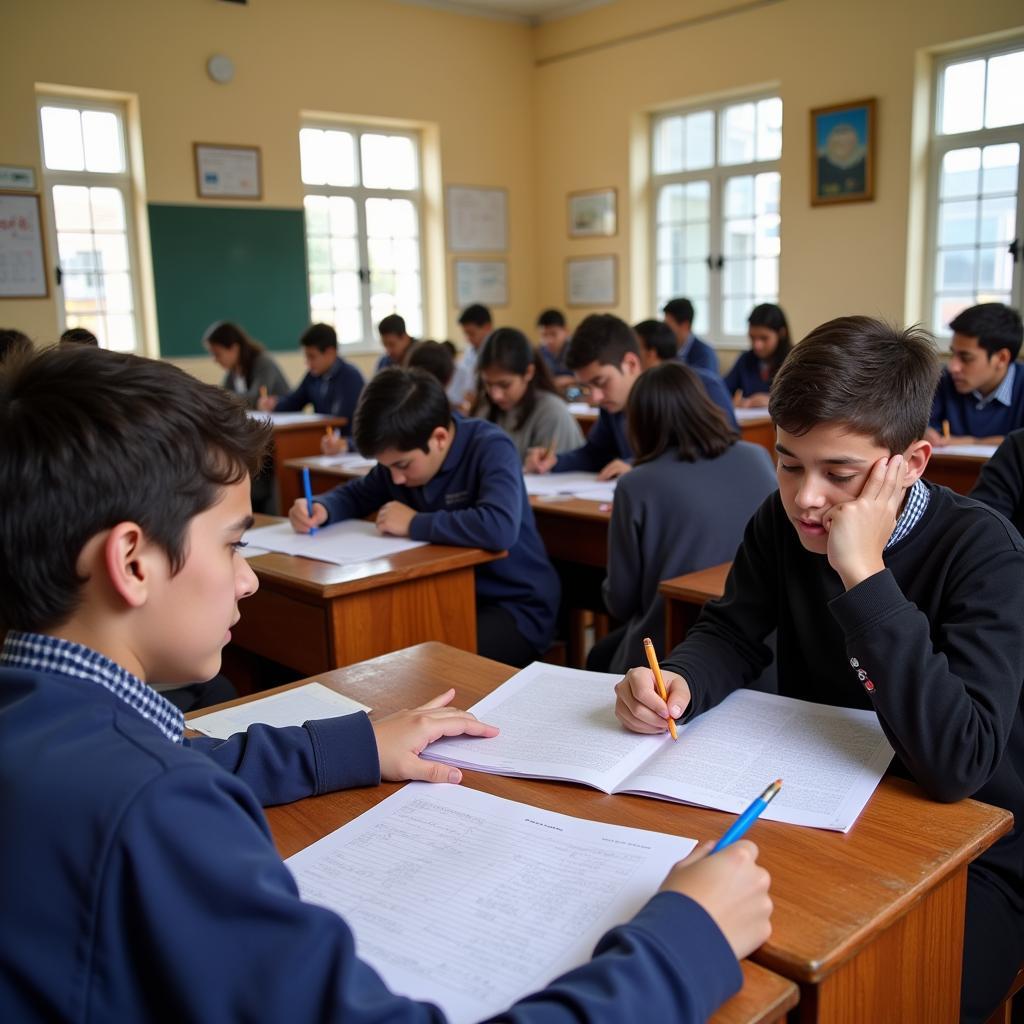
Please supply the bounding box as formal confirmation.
[447,186,507,252]
[194,143,262,199]
[0,191,48,298]
[454,259,508,306]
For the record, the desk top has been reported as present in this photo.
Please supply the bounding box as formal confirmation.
[928,445,997,463]
[659,561,731,603]
[529,494,612,522]
[255,643,1011,985]
[251,412,348,433]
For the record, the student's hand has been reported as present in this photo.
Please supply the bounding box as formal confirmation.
[614,667,690,733]
[824,454,907,591]
[320,432,349,455]
[376,501,416,537]
[923,426,944,447]
[289,498,329,534]
[660,840,772,959]
[257,394,278,412]
[597,459,632,481]
[371,689,500,783]
[739,393,770,409]
[524,447,558,474]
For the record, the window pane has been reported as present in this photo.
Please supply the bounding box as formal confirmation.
[299,129,327,185]
[936,249,976,290]
[368,237,394,272]
[725,176,754,217]
[393,238,420,273]
[328,196,357,237]
[52,185,91,231]
[982,143,1019,195]
[366,198,417,239]
[41,106,85,171]
[82,111,123,173]
[984,50,1024,129]
[335,308,362,344]
[684,111,714,170]
[361,134,417,190]
[61,272,102,310]
[657,226,684,261]
[303,195,330,235]
[756,98,783,160]
[940,148,980,199]
[105,313,136,352]
[684,180,710,219]
[323,130,358,187]
[979,195,1017,243]
[306,237,331,272]
[67,314,106,346]
[724,257,752,294]
[330,237,359,271]
[657,184,684,223]
[755,215,780,257]
[977,245,1015,291]
[103,272,134,312]
[333,271,361,309]
[58,233,100,272]
[938,199,978,246]
[754,172,780,216]
[684,221,709,260]
[90,187,126,232]
[721,102,755,165]
[941,59,985,134]
[753,258,778,296]
[94,233,130,273]
[934,296,971,334]
[723,297,750,336]
[723,217,754,258]
[653,115,684,174]
[309,273,333,311]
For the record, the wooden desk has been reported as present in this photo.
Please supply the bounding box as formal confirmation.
[234,518,503,675]
[924,449,991,495]
[266,415,347,512]
[735,410,776,461]
[243,643,1008,1024]
[660,561,730,650]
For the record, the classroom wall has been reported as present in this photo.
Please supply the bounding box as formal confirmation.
[0,0,537,383]
[532,0,1024,352]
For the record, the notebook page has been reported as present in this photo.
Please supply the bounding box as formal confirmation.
[286,783,694,1024]
[242,519,427,566]
[621,689,894,832]
[929,443,998,458]
[523,471,610,497]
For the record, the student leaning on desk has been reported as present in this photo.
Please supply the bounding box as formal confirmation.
[614,316,1024,1024]
[0,344,773,1023]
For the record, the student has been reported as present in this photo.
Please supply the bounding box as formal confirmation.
[0,328,32,362]
[589,362,776,673]
[407,338,456,391]
[375,313,415,372]
[203,320,290,410]
[456,302,492,382]
[925,302,1024,446]
[60,326,99,346]
[258,322,364,449]
[662,297,720,374]
[723,304,792,408]
[969,427,1024,534]
[536,308,576,392]
[474,327,583,461]
[634,319,739,427]
[613,316,1024,1024]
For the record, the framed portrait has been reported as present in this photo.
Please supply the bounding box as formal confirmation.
[566,255,617,307]
[810,98,876,206]
[193,143,262,200]
[568,187,616,237]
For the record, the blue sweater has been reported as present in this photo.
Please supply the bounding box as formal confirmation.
[0,665,743,1022]
[679,333,720,375]
[317,415,559,654]
[723,350,772,398]
[276,356,365,432]
[929,365,1024,438]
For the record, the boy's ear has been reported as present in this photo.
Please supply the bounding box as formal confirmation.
[431,424,452,451]
[621,351,643,376]
[99,523,153,609]
[901,439,931,487]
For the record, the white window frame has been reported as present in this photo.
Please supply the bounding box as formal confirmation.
[925,41,1024,336]
[650,92,781,347]
[300,121,426,353]
[36,95,146,353]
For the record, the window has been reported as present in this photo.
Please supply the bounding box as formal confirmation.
[651,95,781,343]
[300,125,424,346]
[38,100,142,352]
[928,44,1024,334]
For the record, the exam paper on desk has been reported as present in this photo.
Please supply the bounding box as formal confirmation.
[242,519,427,566]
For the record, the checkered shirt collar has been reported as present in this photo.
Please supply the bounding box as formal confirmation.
[885,478,930,550]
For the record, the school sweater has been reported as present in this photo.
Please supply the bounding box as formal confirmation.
[490,389,584,461]
[220,350,290,410]
[602,444,777,673]
[723,350,772,398]
[679,333,720,375]
[0,653,742,1023]
[970,429,1024,534]
[275,356,365,431]
[316,415,559,654]
[663,484,1024,897]
[539,344,572,379]
[929,364,1024,438]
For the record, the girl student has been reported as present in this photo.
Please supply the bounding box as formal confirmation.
[204,321,290,410]
[723,303,792,408]
[587,360,777,672]
[474,327,583,462]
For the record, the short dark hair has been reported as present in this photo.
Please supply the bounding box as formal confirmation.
[0,329,32,362]
[59,327,99,347]
[476,327,555,431]
[458,304,492,327]
[407,339,455,387]
[353,367,451,456]
[769,316,941,453]
[537,309,566,328]
[629,362,736,464]
[0,346,271,633]
[633,319,678,362]
[747,303,792,374]
[300,322,338,352]
[378,314,407,337]
[662,298,695,326]
[949,303,1023,361]
[566,314,639,371]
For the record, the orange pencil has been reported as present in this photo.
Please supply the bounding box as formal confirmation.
[733,388,743,405]
[543,435,557,460]
[942,419,950,440]
[643,637,678,740]
[259,385,268,399]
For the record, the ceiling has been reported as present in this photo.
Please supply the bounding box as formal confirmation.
[396,0,613,26]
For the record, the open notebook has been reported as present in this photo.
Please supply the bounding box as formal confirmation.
[425,663,894,832]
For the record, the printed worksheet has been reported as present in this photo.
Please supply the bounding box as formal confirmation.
[242,519,427,566]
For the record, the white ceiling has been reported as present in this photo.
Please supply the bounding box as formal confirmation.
[396,0,613,26]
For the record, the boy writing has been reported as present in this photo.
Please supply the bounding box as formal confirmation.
[614,316,1024,1023]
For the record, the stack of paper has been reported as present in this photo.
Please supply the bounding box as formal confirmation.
[242,519,428,566]
[734,407,772,424]
[300,453,377,474]
[524,472,617,504]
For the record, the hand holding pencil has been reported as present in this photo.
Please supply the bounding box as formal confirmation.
[615,650,691,735]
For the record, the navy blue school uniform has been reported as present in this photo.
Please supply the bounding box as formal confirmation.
[0,632,743,1023]
[316,415,559,657]
[374,352,398,373]
[723,350,772,398]
[678,332,720,375]
[539,344,571,379]
[276,355,365,434]
[929,363,1024,438]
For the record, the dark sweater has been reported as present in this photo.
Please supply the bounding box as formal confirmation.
[663,484,1024,896]
[970,429,1024,534]
[929,365,1024,438]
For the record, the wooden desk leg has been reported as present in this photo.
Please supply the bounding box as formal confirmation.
[793,868,966,1023]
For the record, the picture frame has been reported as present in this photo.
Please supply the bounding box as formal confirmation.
[810,98,876,206]
[0,191,49,299]
[566,255,617,307]
[567,187,616,237]
[446,185,508,252]
[193,143,262,200]
[454,259,508,307]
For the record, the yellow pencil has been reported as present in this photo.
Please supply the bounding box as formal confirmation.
[259,385,268,399]
[942,419,950,440]
[643,637,678,740]
[733,388,743,405]
[543,434,557,460]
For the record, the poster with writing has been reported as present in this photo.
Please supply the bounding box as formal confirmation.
[0,192,48,298]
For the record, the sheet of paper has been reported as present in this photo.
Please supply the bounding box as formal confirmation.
[622,689,894,832]
[240,546,270,559]
[426,663,663,793]
[286,783,694,1024]
[300,453,377,473]
[571,484,617,504]
[242,519,428,566]
[247,411,335,427]
[188,682,371,739]
[733,407,772,424]
[523,472,617,502]
[566,402,599,416]
[930,443,997,458]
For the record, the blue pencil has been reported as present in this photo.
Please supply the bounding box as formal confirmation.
[712,779,782,852]
[302,466,317,536]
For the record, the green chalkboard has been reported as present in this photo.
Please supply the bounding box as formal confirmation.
[148,204,309,357]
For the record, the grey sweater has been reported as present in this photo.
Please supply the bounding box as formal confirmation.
[602,443,777,672]
[491,389,584,461]
[221,350,290,409]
